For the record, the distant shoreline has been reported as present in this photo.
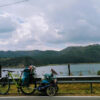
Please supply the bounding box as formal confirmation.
[2,62,100,68]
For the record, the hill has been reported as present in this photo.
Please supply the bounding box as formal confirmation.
[0,44,100,67]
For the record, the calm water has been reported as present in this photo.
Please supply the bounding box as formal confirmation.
[2,63,100,78]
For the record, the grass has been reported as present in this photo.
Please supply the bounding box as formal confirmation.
[1,83,100,96]
[58,83,100,96]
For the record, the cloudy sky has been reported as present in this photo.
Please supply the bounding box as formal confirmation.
[0,0,100,51]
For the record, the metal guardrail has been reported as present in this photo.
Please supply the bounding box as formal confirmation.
[5,75,100,82]
[7,76,100,83]
[56,76,100,94]
[56,76,100,83]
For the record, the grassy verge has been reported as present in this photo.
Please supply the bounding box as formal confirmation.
[58,83,100,95]
[1,83,100,96]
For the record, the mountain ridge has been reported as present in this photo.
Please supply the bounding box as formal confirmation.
[0,44,100,67]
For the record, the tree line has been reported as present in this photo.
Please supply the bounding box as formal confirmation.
[0,44,100,67]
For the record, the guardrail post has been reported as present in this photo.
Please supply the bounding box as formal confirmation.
[0,65,1,77]
[90,83,93,94]
[68,64,71,76]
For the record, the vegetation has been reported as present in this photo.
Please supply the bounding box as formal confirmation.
[1,83,100,96]
[0,44,100,67]
[97,70,100,75]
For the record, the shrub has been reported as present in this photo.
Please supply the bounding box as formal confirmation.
[97,70,100,75]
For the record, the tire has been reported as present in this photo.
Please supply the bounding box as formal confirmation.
[20,78,36,95]
[0,77,10,95]
[46,86,56,96]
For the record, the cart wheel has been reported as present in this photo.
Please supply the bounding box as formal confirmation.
[46,86,56,96]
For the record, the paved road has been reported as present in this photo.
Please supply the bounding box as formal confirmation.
[0,96,100,100]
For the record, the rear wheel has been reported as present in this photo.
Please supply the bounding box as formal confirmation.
[0,77,10,95]
[20,73,37,95]
[20,81,36,95]
[46,86,56,96]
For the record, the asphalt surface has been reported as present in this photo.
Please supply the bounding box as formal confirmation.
[0,96,100,100]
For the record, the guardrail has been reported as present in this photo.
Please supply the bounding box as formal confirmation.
[56,76,100,93]
[57,76,100,83]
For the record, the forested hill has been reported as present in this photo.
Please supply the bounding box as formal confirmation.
[0,44,100,67]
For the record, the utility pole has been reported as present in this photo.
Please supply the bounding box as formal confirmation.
[68,64,71,76]
[0,65,1,77]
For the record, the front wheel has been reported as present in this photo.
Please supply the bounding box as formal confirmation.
[0,77,10,95]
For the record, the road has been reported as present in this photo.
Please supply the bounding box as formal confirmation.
[0,96,100,100]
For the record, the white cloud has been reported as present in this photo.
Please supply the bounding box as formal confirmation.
[26,44,61,51]
[0,13,63,50]
[0,40,8,45]
[1,0,100,50]
[10,14,63,45]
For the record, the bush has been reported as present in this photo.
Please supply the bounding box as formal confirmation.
[97,70,100,75]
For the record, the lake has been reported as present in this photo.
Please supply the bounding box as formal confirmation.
[2,63,100,78]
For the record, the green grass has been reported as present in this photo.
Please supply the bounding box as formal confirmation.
[58,83,100,95]
[1,83,100,96]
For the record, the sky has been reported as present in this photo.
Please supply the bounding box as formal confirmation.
[0,0,100,51]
